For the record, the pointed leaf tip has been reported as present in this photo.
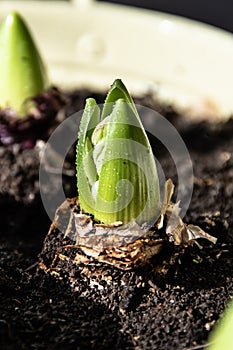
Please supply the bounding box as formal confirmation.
[0,11,49,117]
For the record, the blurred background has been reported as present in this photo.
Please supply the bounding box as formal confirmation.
[34,0,233,33]
[97,0,233,33]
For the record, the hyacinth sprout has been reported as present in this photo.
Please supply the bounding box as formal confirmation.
[76,79,161,225]
[0,11,49,117]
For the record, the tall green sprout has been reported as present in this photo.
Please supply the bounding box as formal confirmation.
[76,79,160,225]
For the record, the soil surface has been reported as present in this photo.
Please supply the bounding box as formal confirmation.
[0,90,233,350]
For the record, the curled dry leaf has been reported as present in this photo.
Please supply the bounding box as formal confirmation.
[162,179,217,245]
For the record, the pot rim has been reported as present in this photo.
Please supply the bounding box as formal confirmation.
[1,0,233,120]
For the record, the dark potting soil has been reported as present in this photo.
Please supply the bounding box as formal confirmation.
[0,89,233,350]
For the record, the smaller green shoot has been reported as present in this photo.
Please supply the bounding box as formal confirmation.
[76,79,161,225]
[192,259,200,264]
[0,11,49,117]
[208,299,233,350]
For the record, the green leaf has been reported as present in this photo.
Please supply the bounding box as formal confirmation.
[76,79,160,225]
[76,98,100,215]
[0,11,49,117]
[209,299,233,350]
[101,79,150,147]
[76,98,100,170]
[101,79,138,120]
